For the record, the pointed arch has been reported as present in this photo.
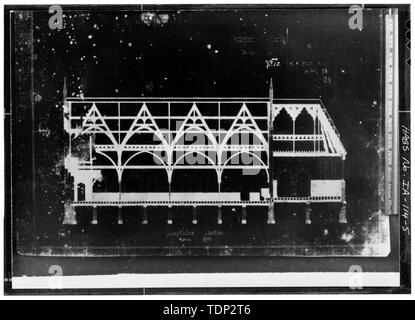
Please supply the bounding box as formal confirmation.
[95,150,122,181]
[172,103,218,148]
[220,126,268,149]
[122,103,169,149]
[173,125,218,148]
[95,150,118,169]
[221,103,267,147]
[81,104,118,146]
[123,150,168,168]
[273,108,293,134]
[220,151,269,182]
[172,150,221,183]
[173,150,218,169]
[295,108,314,134]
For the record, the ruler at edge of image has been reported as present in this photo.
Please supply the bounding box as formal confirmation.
[384,9,399,215]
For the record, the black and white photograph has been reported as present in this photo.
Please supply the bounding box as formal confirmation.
[2,2,411,296]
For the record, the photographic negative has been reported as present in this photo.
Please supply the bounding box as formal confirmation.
[4,4,409,292]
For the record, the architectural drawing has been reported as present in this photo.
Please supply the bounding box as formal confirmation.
[63,80,347,225]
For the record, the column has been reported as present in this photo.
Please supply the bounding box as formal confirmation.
[217,206,222,224]
[92,206,98,225]
[63,204,77,225]
[85,179,93,201]
[241,205,247,224]
[141,206,148,224]
[167,205,173,224]
[272,179,278,199]
[192,206,197,224]
[267,202,275,224]
[339,201,347,224]
[117,206,123,224]
[305,202,311,224]
[217,174,223,224]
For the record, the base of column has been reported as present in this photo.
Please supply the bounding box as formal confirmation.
[117,207,123,225]
[167,206,173,224]
[192,206,197,224]
[63,204,77,225]
[91,206,98,225]
[305,202,311,224]
[241,206,247,224]
[217,206,222,224]
[267,203,275,224]
[141,206,148,224]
